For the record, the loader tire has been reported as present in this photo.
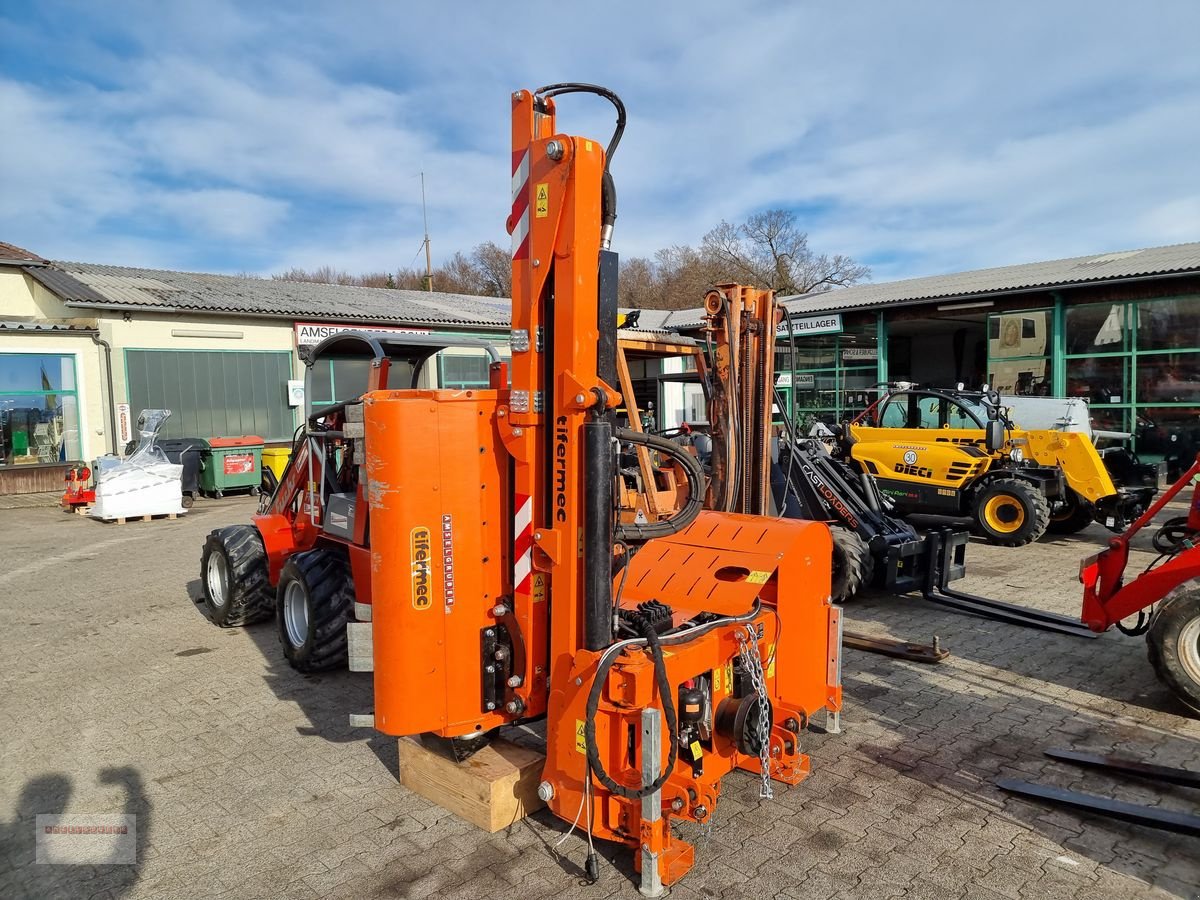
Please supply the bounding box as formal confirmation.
[1146,587,1200,717]
[276,549,354,673]
[830,526,873,603]
[1047,488,1093,535]
[201,525,273,627]
[972,478,1050,547]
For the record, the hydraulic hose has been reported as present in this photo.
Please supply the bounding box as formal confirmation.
[583,601,763,801]
[613,427,705,541]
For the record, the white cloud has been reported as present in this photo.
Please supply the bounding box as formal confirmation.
[0,0,1197,283]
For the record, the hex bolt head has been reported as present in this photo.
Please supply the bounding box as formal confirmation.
[537,781,555,802]
[484,629,495,637]
[671,797,684,812]
[532,258,540,268]
[546,139,564,160]
[507,675,523,688]
[575,393,586,405]
[485,664,495,674]
[491,604,510,616]
[694,805,708,820]
[485,701,496,710]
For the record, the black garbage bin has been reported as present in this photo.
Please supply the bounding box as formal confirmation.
[157,437,208,508]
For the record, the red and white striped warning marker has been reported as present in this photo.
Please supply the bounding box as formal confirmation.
[513,493,533,593]
[510,149,530,260]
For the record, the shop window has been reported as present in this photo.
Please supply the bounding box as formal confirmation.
[1066,356,1126,405]
[0,353,82,464]
[1138,295,1200,351]
[1137,354,1200,403]
[988,310,1052,395]
[439,354,491,389]
[1065,303,1131,354]
[1135,406,1200,468]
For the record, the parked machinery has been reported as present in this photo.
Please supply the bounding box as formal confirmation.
[200,331,504,670]
[1080,452,1200,715]
[845,385,1154,545]
[203,84,842,892]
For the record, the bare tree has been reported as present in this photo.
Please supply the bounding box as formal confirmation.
[701,209,869,295]
[471,241,512,298]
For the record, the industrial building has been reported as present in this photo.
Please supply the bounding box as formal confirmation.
[2,239,1198,495]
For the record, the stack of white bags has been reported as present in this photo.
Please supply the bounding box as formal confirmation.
[89,409,187,520]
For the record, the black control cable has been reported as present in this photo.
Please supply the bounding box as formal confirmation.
[583,601,763,801]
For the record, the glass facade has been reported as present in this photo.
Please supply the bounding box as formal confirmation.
[0,352,82,464]
[775,294,1198,468]
[780,318,878,429]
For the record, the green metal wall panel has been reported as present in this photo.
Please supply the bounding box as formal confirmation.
[126,350,294,441]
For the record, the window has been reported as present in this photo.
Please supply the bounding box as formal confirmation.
[126,350,294,441]
[783,317,878,427]
[0,352,82,464]
[988,309,1052,395]
[439,354,491,389]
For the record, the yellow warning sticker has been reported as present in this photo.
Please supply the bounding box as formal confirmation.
[766,644,776,679]
[575,719,586,755]
[585,140,593,152]
[690,740,703,759]
[712,667,721,693]
[532,573,547,603]
[747,570,771,584]
[535,182,550,218]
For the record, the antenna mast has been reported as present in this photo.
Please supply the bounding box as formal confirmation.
[421,172,433,292]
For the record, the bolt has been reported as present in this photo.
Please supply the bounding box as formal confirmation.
[785,717,800,733]
[671,797,684,812]
[534,531,542,540]
[491,604,509,616]
[513,427,523,436]
[513,91,525,101]
[532,258,540,268]
[694,805,708,820]
[546,139,564,160]
[687,788,698,802]
[485,701,496,710]
[537,781,555,802]
[505,698,525,714]
[484,629,495,638]
[494,647,510,661]
[485,665,495,674]
[575,393,586,405]
[575,677,582,686]
[507,675,523,688]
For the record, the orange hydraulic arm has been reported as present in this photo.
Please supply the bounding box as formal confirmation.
[362,84,842,893]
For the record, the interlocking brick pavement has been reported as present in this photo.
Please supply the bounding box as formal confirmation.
[0,500,1197,899]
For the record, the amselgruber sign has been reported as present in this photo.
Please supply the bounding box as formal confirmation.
[294,322,430,350]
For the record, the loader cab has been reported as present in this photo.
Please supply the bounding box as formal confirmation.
[304,331,503,417]
[876,389,991,431]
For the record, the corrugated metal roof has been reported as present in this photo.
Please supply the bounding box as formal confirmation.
[780,240,1200,315]
[0,320,94,332]
[0,242,45,264]
[42,260,513,329]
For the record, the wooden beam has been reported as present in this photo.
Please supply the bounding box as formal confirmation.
[398,737,546,833]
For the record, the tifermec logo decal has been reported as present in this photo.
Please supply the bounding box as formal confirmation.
[411,526,433,610]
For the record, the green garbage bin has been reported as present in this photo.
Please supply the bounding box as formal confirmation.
[200,435,265,498]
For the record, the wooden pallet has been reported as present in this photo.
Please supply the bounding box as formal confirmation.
[89,511,180,524]
[398,736,545,832]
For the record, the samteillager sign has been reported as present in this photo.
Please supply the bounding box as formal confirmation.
[777,313,842,336]
[294,322,430,350]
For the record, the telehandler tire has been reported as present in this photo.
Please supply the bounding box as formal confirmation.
[971,478,1050,546]
[201,525,273,627]
[276,549,354,673]
[1146,587,1200,717]
[830,525,873,603]
[1047,488,1094,535]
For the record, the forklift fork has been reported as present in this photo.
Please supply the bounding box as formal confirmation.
[919,530,1099,638]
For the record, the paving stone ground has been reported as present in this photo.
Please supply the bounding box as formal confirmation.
[0,498,1197,899]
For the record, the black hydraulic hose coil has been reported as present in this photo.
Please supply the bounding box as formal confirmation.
[613,427,706,541]
[584,617,679,801]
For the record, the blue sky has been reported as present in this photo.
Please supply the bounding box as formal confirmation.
[1,1,1197,285]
